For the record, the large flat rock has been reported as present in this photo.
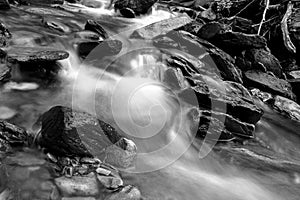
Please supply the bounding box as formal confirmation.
[6,47,69,64]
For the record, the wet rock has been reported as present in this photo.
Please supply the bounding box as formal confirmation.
[25,7,75,17]
[42,18,71,33]
[179,80,263,125]
[0,120,28,146]
[0,64,10,83]
[74,31,103,41]
[55,173,99,196]
[37,106,136,168]
[77,40,122,58]
[197,22,226,40]
[97,174,123,189]
[0,0,10,10]
[114,0,157,16]
[164,31,243,84]
[85,20,108,39]
[272,95,300,122]
[287,71,300,79]
[130,15,192,39]
[245,70,296,100]
[237,49,283,78]
[250,88,273,103]
[211,31,267,55]
[81,0,102,8]
[7,47,69,64]
[119,8,136,18]
[105,185,141,200]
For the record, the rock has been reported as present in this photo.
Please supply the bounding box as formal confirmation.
[165,31,243,84]
[24,7,74,17]
[211,31,267,55]
[42,18,71,33]
[0,64,10,83]
[179,21,204,36]
[272,96,300,122]
[250,88,273,103]
[171,6,197,19]
[77,40,122,58]
[287,71,300,79]
[245,70,296,100]
[179,80,263,125]
[0,0,10,10]
[237,49,283,78]
[197,22,226,40]
[7,47,69,64]
[105,185,141,200]
[74,31,103,41]
[37,106,137,168]
[130,15,192,39]
[55,173,99,197]
[0,120,28,146]
[80,0,102,8]
[119,8,136,18]
[114,0,157,16]
[97,174,123,189]
[85,20,108,39]
[0,22,11,38]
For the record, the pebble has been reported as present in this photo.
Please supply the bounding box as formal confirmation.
[96,167,111,176]
[0,106,16,119]
[97,174,123,189]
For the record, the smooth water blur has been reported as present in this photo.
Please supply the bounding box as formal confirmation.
[0,1,300,200]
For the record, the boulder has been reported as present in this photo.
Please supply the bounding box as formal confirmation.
[37,106,136,168]
[0,0,10,10]
[244,70,296,100]
[114,0,157,16]
[162,31,243,84]
[6,47,69,64]
[130,15,192,39]
[237,48,284,78]
[84,20,109,39]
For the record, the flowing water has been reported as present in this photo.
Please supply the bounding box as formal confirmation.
[1,1,300,199]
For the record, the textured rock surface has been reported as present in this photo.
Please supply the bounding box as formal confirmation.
[272,95,300,122]
[84,20,108,39]
[55,173,99,196]
[245,70,296,100]
[0,120,28,146]
[7,47,69,63]
[37,106,136,168]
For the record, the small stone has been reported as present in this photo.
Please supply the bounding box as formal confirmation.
[105,185,141,200]
[96,167,111,176]
[55,173,99,196]
[84,20,108,39]
[81,0,102,8]
[97,174,123,189]
[43,18,71,33]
